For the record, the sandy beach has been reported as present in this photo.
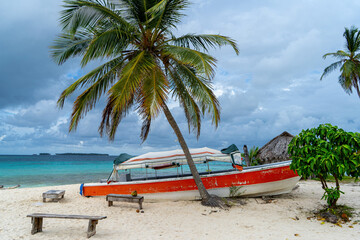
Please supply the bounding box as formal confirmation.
[0,180,359,240]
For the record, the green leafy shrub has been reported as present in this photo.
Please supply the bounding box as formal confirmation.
[288,123,360,208]
[229,185,244,198]
[249,146,261,166]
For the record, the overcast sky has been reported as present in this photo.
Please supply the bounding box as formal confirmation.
[1,0,360,155]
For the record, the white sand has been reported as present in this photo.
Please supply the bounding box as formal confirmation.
[0,180,359,240]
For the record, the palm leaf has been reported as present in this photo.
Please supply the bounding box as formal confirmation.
[167,66,202,136]
[102,51,156,140]
[50,31,92,65]
[164,45,216,78]
[170,59,220,127]
[57,56,125,108]
[322,51,349,60]
[99,93,135,139]
[146,0,189,31]
[320,60,343,80]
[171,34,239,54]
[343,26,360,53]
[66,58,125,131]
[338,75,352,94]
[138,64,169,141]
[81,27,135,66]
[61,0,134,34]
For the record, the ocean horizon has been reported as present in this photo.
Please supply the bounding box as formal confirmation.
[0,154,233,189]
[0,154,116,188]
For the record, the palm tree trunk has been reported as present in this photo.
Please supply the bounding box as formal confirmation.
[161,103,211,201]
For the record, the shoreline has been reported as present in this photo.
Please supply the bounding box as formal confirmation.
[0,180,359,239]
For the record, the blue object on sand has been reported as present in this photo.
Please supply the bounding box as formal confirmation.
[80,183,84,196]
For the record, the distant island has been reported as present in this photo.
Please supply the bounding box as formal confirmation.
[55,153,109,156]
[39,153,51,155]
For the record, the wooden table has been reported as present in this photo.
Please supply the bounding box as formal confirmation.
[42,190,65,202]
[106,194,144,209]
[27,213,106,238]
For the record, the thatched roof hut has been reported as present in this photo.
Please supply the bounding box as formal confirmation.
[256,131,294,164]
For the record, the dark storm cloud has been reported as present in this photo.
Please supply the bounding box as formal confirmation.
[0,0,74,108]
[1,0,360,155]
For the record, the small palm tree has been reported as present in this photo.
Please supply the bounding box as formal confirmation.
[51,0,238,207]
[248,146,260,166]
[321,26,360,97]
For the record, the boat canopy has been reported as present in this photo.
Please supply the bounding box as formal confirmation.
[113,153,135,165]
[115,147,239,170]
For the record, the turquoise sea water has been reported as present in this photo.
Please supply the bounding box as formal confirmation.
[0,155,116,188]
[0,155,234,188]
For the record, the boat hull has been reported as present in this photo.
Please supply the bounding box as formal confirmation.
[81,161,300,200]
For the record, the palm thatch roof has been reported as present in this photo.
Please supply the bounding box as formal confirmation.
[256,131,294,164]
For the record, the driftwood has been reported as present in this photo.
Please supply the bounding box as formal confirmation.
[106,194,144,209]
[0,184,20,190]
[26,213,106,238]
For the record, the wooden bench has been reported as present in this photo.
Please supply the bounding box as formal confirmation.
[42,190,65,202]
[106,194,144,209]
[26,213,106,238]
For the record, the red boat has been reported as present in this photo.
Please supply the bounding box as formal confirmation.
[80,147,299,200]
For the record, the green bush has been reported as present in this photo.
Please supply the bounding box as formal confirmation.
[249,146,261,166]
[288,123,360,208]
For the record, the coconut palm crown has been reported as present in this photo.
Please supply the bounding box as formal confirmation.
[321,26,360,97]
[51,0,239,207]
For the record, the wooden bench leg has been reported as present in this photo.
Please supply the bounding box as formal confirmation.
[108,200,113,207]
[43,198,46,203]
[87,220,98,238]
[31,217,43,235]
[139,199,143,210]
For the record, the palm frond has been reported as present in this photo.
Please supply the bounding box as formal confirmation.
[101,51,155,139]
[354,53,360,60]
[138,64,169,141]
[170,34,239,54]
[322,51,349,60]
[146,0,189,31]
[66,58,125,131]
[341,60,356,78]
[320,60,343,80]
[57,56,125,108]
[169,59,220,128]
[120,0,153,26]
[164,45,216,78]
[50,31,92,65]
[110,51,155,99]
[80,27,135,66]
[99,94,135,140]
[344,26,360,53]
[338,75,352,94]
[61,0,133,34]
[167,66,202,136]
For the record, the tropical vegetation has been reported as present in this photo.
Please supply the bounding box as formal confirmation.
[321,26,360,98]
[249,146,260,166]
[51,0,239,207]
[288,123,360,208]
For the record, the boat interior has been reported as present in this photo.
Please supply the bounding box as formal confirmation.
[127,168,237,182]
[113,160,292,183]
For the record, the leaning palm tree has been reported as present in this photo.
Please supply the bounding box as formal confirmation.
[321,26,360,97]
[51,0,239,207]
